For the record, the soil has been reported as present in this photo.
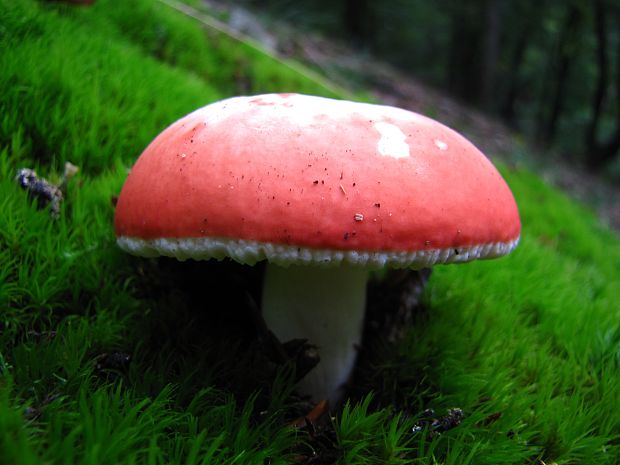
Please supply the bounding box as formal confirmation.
[203,0,620,234]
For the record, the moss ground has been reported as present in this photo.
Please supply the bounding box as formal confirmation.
[1,1,619,463]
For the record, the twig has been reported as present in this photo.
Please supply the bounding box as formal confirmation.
[156,0,352,99]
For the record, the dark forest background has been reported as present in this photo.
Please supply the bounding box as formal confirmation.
[234,0,620,175]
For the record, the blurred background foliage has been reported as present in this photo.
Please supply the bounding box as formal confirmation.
[229,0,620,175]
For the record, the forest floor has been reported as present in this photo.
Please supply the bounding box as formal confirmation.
[205,0,620,234]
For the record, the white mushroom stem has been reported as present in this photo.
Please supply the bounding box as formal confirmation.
[261,263,368,406]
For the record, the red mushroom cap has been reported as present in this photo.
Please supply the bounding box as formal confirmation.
[115,94,520,268]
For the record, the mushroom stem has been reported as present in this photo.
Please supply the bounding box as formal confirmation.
[261,263,368,405]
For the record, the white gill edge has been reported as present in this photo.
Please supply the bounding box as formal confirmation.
[117,235,520,269]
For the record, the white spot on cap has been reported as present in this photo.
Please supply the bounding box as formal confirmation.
[434,139,448,151]
[374,122,410,159]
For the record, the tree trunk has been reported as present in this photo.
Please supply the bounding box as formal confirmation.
[481,0,503,111]
[500,15,533,125]
[538,4,582,144]
[446,5,483,103]
[343,0,369,47]
[586,0,620,169]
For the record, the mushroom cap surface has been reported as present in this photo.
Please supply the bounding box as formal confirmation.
[115,93,520,268]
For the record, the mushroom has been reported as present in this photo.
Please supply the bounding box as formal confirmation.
[114,93,521,405]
